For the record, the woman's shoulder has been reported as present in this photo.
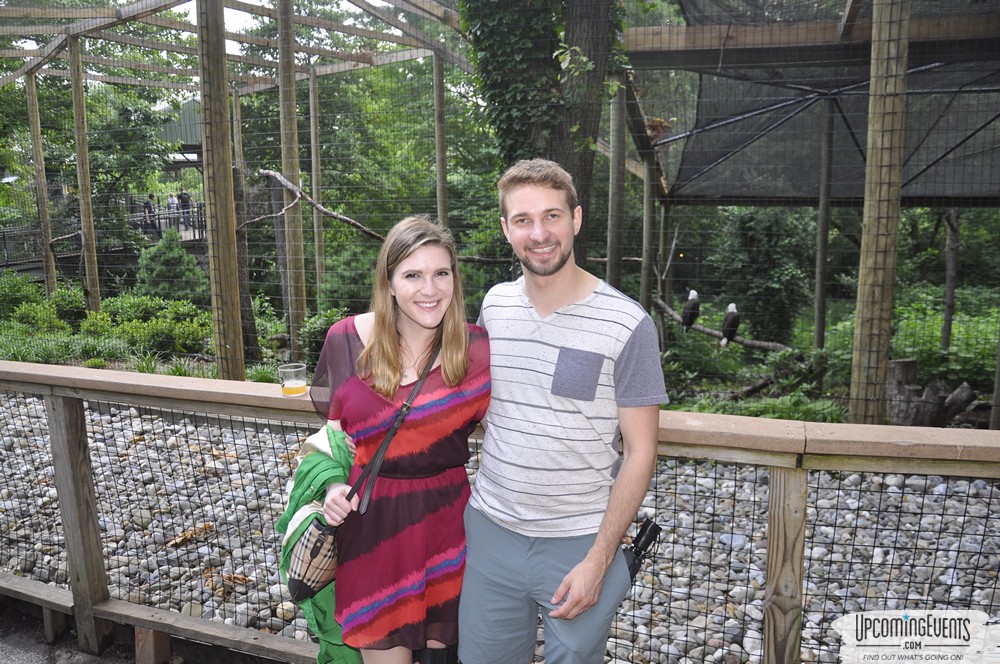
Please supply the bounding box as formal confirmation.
[466,321,488,343]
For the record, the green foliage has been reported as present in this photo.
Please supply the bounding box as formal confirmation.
[300,307,348,368]
[319,241,378,314]
[458,0,564,162]
[0,270,44,318]
[132,352,161,374]
[892,285,998,393]
[12,301,72,335]
[705,207,815,345]
[48,284,87,332]
[102,293,168,322]
[246,363,279,384]
[82,358,108,369]
[97,293,212,356]
[80,311,114,337]
[679,390,845,423]
[135,229,210,306]
[165,357,201,377]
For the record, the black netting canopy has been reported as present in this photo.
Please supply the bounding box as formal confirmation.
[634,0,1000,206]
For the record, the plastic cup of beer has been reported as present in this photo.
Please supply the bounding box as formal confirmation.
[278,363,308,397]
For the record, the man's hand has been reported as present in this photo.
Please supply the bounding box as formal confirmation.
[548,557,606,620]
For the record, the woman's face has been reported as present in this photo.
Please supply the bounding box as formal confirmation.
[390,244,454,337]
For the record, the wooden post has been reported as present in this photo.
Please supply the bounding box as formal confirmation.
[433,52,449,225]
[45,395,112,653]
[991,338,1000,430]
[135,626,171,664]
[231,92,261,364]
[278,0,306,361]
[606,73,626,288]
[941,208,959,350]
[814,98,834,352]
[848,0,911,424]
[309,69,325,298]
[762,466,806,664]
[639,153,656,311]
[26,72,57,295]
[68,36,100,312]
[198,0,245,380]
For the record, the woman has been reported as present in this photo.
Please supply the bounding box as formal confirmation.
[309,216,490,664]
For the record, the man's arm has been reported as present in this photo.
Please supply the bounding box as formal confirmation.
[549,404,660,619]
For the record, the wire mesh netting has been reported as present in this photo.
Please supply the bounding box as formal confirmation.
[1,0,999,659]
[3,389,999,662]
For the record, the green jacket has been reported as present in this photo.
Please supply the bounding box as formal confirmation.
[276,426,362,664]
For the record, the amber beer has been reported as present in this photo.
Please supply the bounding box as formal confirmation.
[278,363,308,397]
[281,379,307,397]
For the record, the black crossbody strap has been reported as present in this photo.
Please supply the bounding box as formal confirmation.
[346,338,441,515]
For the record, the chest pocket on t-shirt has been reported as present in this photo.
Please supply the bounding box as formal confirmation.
[551,347,605,401]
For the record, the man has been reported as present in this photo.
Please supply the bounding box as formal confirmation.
[142,193,159,234]
[459,159,667,664]
[177,188,192,230]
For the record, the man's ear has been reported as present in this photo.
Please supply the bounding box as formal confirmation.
[500,217,511,242]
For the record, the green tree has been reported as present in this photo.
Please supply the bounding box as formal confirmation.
[705,207,815,346]
[135,229,210,306]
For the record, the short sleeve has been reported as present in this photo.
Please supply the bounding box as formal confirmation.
[309,316,363,421]
[614,315,669,408]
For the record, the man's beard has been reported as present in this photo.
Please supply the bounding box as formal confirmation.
[517,242,573,277]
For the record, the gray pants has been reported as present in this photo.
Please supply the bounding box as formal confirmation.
[458,506,631,664]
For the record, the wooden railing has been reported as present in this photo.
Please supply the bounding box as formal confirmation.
[1,360,998,664]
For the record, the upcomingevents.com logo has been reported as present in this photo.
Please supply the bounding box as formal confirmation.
[832,611,1000,663]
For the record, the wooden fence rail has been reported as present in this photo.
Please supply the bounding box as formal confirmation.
[0,360,998,664]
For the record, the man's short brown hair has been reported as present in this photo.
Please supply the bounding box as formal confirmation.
[498,159,579,218]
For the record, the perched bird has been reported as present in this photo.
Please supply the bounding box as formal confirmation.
[720,303,740,347]
[681,290,700,333]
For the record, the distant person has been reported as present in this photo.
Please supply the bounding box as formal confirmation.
[177,188,192,230]
[166,192,179,228]
[142,193,159,234]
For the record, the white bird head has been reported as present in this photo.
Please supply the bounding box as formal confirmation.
[688,290,698,300]
[727,303,737,313]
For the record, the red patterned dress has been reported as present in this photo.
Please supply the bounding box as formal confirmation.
[309,316,490,650]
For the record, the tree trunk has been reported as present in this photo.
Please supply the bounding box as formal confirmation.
[941,207,959,350]
[549,0,615,268]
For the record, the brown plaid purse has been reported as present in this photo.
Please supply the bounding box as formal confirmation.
[285,343,440,603]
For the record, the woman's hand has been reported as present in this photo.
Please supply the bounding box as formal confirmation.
[328,420,356,456]
[322,483,360,526]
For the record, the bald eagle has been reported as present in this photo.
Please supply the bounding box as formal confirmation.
[681,290,700,333]
[720,303,740,347]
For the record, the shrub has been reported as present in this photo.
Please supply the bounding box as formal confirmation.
[0,270,44,318]
[247,363,278,384]
[115,318,180,354]
[102,293,168,323]
[49,284,87,332]
[80,311,115,337]
[12,301,72,335]
[134,229,210,305]
[300,307,347,367]
[132,352,161,374]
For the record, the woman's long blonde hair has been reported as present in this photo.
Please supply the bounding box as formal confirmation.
[359,215,469,398]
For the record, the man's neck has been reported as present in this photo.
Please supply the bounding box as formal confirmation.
[522,264,599,318]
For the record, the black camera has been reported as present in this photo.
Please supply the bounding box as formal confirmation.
[623,518,661,580]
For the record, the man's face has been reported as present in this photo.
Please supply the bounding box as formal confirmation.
[501,185,581,278]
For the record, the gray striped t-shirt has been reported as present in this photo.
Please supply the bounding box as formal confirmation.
[470,277,668,537]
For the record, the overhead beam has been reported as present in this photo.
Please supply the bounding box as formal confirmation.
[838,0,865,38]
[625,14,1000,70]
[392,0,461,31]
[239,47,432,96]
[346,0,470,73]
[224,0,425,48]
